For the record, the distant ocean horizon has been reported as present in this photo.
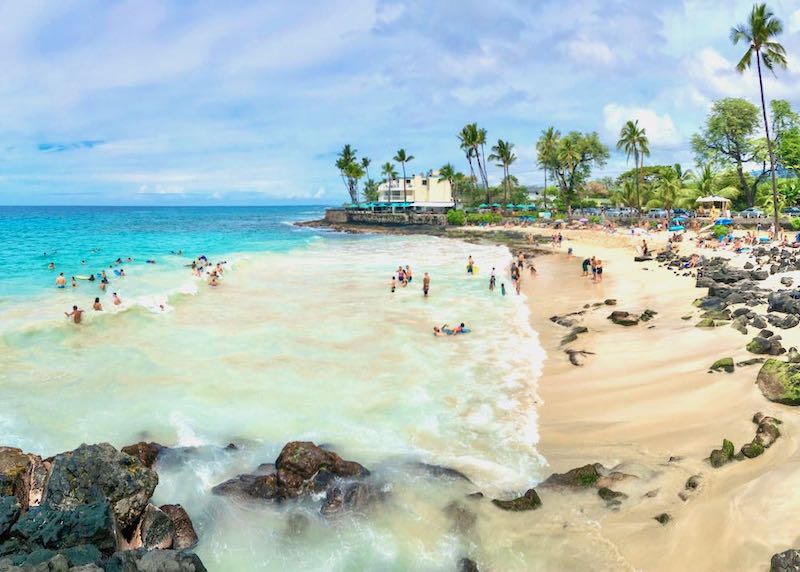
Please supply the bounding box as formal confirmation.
[0,204,546,569]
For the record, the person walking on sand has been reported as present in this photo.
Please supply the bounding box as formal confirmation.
[515,270,522,295]
[55,273,66,288]
[641,240,649,257]
[92,297,103,311]
[65,305,84,324]
[422,272,430,297]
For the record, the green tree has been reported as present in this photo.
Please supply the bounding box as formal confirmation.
[438,163,461,206]
[611,180,640,209]
[458,123,489,192]
[488,139,517,201]
[361,157,372,181]
[691,98,767,206]
[380,161,398,200]
[647,165,690,219]
[363,179,379,201]
[616,119,650,216]
[536,127,559,209]
[778,128,800,173]
[771,99,799,142]
[335,144,366,203]
[731,2,788,231]
[393,149,414,202]
[549,131,609,216]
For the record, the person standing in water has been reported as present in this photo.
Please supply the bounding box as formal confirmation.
[489,268,496,291]
[595,259,604,282]
[467,256,474,274]
[112,292,122,305]
[501,283,506,296]
[422,272,430,297]
[92,297,103,311]
[71,276,77,288]
[65,305,84,323]
[55,273,66,288]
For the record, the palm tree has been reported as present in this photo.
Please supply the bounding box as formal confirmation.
[616,120,650,216]
[393,149,414,203]
[612,180,640,210]
[458,127,477,182]
[648,167,685,220]
[458,123,489,191]
[381,161,398,201]
[438,163,458,206]
[694,164,718,197]
[536,127,559,209]
[361,157,372,181]
[731,3,788,233]
[488,139,517,201]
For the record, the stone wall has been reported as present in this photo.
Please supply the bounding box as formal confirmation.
[324,209,447,226]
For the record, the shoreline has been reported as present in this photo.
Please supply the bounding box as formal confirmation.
[300,218,800,570]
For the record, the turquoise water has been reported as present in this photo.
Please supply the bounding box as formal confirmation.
[0,206,548,570]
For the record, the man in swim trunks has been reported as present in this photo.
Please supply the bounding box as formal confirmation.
[582,258,590,276]
[423,272,430,297]
[93,297,103,311]
[467,256,474,274]
[65,305,84,323]
[55,273,66,288]
[112,292,122,305]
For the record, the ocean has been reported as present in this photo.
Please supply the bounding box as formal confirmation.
[0,206,546,570]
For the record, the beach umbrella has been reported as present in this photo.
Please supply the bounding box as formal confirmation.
[491,203,501,208]
[506,203,515,208]
[515,204,527,209]
[478,203,488,208]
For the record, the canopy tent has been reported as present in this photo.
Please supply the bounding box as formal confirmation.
[696,196,731,204]
[696,196,732,218]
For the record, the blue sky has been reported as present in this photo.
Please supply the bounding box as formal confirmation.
[2,0,800,205]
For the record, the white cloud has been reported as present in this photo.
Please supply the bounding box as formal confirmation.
[602,103,682,147]
[313,187,326,199]
[561,36,615,66]
[789,9,800,34]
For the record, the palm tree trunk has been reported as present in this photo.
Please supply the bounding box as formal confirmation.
[401,164,407,203]
[543,168,548,209]
[756,53,781,236]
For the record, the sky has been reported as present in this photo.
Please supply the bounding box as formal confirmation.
[3,0,800,205]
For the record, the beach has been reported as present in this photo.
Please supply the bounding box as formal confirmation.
[513,226,800,571]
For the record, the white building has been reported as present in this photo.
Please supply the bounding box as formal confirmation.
[378,171,453,207]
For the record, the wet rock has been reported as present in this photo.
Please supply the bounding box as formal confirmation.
[541,464,602,489]
[490,489,542,511]
[10,501,118,556]
[597,487,627,507]
[276,442,369,496]
[604,299,617,306]
[751,315,768,329]
[458,557,480,572]
[608,311,639,326]
[565,349,594,367]
[709,358,734,373]
[757,359,800,405]
[120,442,164,469]
[685,475,703,491]
[410,463,472,483]
[0,496,20,539]
[103,548,207,572]
[696,318,728,328]
[211,473,280,500]
[746,336,783,355]
[654,513,671,525]
[320,481,382,517]
[44,443,158,532]
[443,501,477,533]
[740,441,765,458]
[731,307,751,318]
[136,504,175,550]
[701,309,731,321]
[781,277,794,287]
[730,316,748,335]
[737,358,765,367]
[768,291,800,315]
[283,513,309,538]
[159,505,197,550]
[560,326,588,346]
[0,448,44,511]
[767,314,800,329]
[709,439,735,468]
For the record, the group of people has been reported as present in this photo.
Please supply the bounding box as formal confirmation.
[581,256,604,282]
[389,265,432,297]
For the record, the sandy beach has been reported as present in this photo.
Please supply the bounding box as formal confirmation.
[513,226,800,571]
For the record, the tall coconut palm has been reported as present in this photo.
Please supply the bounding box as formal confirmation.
[536,127,559,209]
[458,123,489,191]
[488,139,517,201]
[616,120,650,216]
[458,127,477,182]
[438,163,458,206]
[731,3,788,234]
[393,149,414,203]
[361,157,372,181]
[381,161,398,201]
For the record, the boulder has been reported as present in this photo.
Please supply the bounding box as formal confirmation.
[709,358,734,373]
[730,316,748,335]
[607,311,639,326]
[685,475,702,491]
[443,501,477,533]
[135,505,174,550]
[746,336,783,355]
[740,442,765,458]
[44,443,158,532]
[10,501,118,556]
[103,548,207,572]
[756,359,800,405]
[654,513,671,525]
[120,443,164,469]
[768,291,800,315]
[0,496,20,539]
[159,505,197,550]
[771,549,800,572]
[490,489,542,511]
[781,277,794,287]
[458,557,480,572]
[320,481,383,517]
[0,448,45,511]
[701,309,731,321]
[540,463,602,489]
[597,487,627,507]
[751,315,768,329]
[767,314,800,330]
[709,439,735,468]
[211,473,280,501]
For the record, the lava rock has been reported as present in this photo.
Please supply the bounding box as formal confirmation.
[159,505,197,550]
[120,442,164,469]
[136,504,175,550]
[756,359,800,405]
[0,496,20,539]
[490,489,542,511]
[709,439,735,468]
[103,548,207,572]
[710,357,734,373]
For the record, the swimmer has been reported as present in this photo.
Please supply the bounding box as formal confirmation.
[55,273,66,288]
[112,292,121,305]
[93,297,103,311]
[81,260,86,265]
[88,274,96,282]
[501,283,506,296]
[48,262,55,270]
[207,273,219,287]
[71,276,77,288]
[390,276,396,293]
[422,272,430,297]
[64,305,84,324]
[433,326,446,337]
[453,323,466,334]
[119,268,126,277]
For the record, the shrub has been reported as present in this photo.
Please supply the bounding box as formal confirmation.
[712,224,729,238]
[791,217,800,231]
[466,213,502,225]
[588,214,602,224]
[447,209,465,226]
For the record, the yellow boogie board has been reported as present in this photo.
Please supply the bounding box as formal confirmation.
[466,265,479,274]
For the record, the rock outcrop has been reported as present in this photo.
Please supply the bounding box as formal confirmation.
[757,359,800,405]
[490,489,542,511]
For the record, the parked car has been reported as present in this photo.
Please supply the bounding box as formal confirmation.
[739,207,765,219]
[604,208,623,217]
[783,207,800,216]
[647,209,667,218]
